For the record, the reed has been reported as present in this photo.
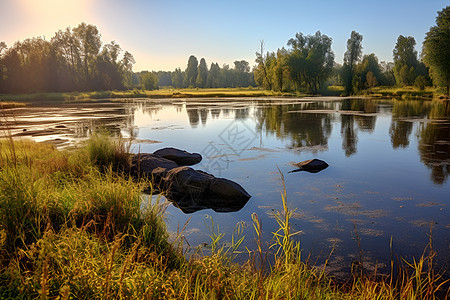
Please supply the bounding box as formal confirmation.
[0,137,448,299]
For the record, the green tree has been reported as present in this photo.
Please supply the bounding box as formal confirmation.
[255,41,273,90]
[196,57,208,88]
[73,23,102,89]
[343,31,363,94]
[121,51,135,89]
[234,60,251,87]
[271,48,289,92]
[286,31,334,94]
[414,75,427,90]
[171,68,184,88]
[393,35,419,86]
[423,6,450,96]
[140,71,159,90]
[184,55,198,88]
[358,53,382,89]
[366,71,377,89]
[206,62,221,88]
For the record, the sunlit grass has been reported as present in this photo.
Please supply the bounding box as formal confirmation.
[0,137,448,299]
[369,86,436,99]
[1,87,280,103]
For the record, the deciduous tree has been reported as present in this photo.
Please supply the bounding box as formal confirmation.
[423,6,450,96]
[184,55,198,88]
[343,31,363,94]
[393,35,419,86]
[196,58,208,88]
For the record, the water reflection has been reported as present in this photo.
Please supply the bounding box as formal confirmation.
[187,108,200,128]
[2,97,448,185]
[255,103,333,152]
[418,122,450,184]
[389,121,413,149]
[341,115,358,156]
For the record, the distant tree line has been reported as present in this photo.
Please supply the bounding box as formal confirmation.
[254,6,450,96]
[339,32,430,95]
[0,23,135,93]
[253,31,430,95]
[133,55,256,90]
[1,6,448,96]
[254,32,335,94]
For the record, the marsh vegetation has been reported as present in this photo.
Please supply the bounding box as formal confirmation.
[0,136,448,298]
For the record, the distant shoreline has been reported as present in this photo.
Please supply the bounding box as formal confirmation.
[0,86,444,106]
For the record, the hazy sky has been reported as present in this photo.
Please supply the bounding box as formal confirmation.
[0,0,448,72]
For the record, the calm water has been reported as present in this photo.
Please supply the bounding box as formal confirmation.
[2,97,449,276]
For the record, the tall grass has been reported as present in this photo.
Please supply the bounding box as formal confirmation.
[0,137,448,299]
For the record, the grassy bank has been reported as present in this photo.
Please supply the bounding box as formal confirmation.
[358,86,439,99]
[1,86,447,105]
[0,136,449,299]
[0,87,287,104]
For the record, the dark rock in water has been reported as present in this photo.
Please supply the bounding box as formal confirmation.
[163,167,213,201]
[130,153,251,213]
[161,167,251,213]
[290,159,329,173]
[131,153,178,182]
[205,178,251,212]
[153,147,202,166]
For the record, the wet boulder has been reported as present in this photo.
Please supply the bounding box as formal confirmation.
[130,152,251,213]
[131,153,178,182]
[205,178,252,212]
[160,166,251,213]
[290,159,329,173]
[161,166,214,212]
[153,147,202,166]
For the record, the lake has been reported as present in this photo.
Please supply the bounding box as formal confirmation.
[2,97,449,277]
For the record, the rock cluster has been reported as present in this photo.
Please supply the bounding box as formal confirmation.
[131,148,251,213]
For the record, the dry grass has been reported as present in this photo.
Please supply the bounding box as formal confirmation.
[0,137,448,299]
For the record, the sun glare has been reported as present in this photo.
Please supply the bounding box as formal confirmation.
[17,0,91,38]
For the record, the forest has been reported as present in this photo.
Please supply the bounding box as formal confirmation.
[1,6,449,96]
[0,23,135,93]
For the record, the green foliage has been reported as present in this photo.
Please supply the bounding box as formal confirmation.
[392,35,429,87]
[184,55,198,88]
[195,58,208,88]
[139,71,159,90]
[254,33,336,94]
[0,23,135,94]
[343,31,363,94]
[287,31,335,94]
[414,75,428,90]
[423,6,450,96]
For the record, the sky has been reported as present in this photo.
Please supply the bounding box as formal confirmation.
[0,0,448,72]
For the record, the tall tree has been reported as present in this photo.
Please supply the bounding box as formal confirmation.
[196,58,208,88]
[272,48,289,92]
[423,6,450,97]
[121,51,135,89]
[206,62,220,88]
[343,31,363,94]
[140,71,159,90]
[171,67,184,88]
[184,55,198,87]
[393,35,419,86]
[234,60,250,87]
[357,53,382,89]
[255,41,273,90]
[73,23,102,89]
[287,31,335,94]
